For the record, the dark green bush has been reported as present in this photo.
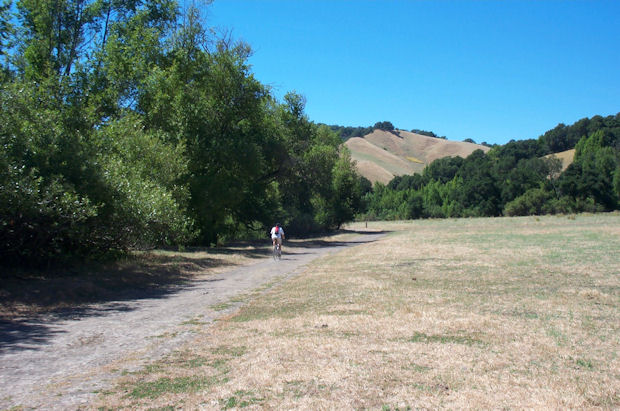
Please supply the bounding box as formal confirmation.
[0,84,194,267]
[504,187,554,216]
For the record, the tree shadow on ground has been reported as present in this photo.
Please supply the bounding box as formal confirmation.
[0,245,271,352]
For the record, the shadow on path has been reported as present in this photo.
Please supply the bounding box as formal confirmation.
[0,252,248,353]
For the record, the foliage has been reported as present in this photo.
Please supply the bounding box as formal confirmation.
[327,124,375,140]
[1,1,365,266]
[373,121,394,131]
[0,81,193,266]
[327,121,395,140]
[1,82,100,265]
[330,149,363,228]
[538,114,620,154]
[360,114,620,220]
[328,122,449,141]
[558,130,619,211]
[2,0,617,267]
[504,187,554,216]
[93,114,194,247]
[277,95,363,234]
[411,129,446,139]
[0,0,13,74]
[422,156,463,184]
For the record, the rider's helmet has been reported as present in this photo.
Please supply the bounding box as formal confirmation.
[276,222,280,227]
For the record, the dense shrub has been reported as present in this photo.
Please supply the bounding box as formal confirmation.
[0,84,194,266]
[504,187,554,216]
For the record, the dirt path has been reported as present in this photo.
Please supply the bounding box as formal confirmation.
[0,233,382,410]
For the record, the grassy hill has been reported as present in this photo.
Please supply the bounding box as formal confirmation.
[345,129,490,184]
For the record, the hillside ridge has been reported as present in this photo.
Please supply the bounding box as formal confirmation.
[345,129,490,184]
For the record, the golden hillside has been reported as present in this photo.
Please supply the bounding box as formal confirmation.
[545,148,575,171]
[345,129,490,184]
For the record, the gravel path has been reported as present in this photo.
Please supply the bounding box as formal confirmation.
[0,233,382,410]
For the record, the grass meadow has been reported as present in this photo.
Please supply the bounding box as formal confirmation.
[98,214,619,409]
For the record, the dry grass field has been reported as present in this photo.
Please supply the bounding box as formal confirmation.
[97,214,619,409]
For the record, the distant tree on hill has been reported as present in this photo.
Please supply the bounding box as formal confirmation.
[327,121,398,140]
[374,121,395,131]
[411,129,447,139]
[463,138,476,144]
[326,124,377,140]
[411,129,437,137]
[538,113,620,154]
[328,121,395,141]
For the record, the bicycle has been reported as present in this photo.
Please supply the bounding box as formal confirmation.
[273,242,282,261]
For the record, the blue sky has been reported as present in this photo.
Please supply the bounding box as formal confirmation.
[207,0,619,145]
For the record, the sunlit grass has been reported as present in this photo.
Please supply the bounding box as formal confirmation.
[97,214,620,409]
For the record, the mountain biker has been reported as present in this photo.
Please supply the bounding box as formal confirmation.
[270,223,285,252]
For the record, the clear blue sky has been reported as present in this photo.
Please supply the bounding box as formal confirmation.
[206,0,619,145]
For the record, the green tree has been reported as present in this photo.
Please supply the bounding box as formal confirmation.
[575,129,616,160]
[0,0,13,76]
[423,156,464,184]
[420,180,445,218]
[1,0,195,265]
[0,79,193,266]
[538,114,620,154]
[404,189,424,219]
[455,150,501,216]
[504,187,554,216]
[613,166,620,201]
[374,121,394,131]
[559,130,620,210]
[330,149,362,229]
[499,157,551,204]
[93,114,194,247]
[135,8,289,244]
[275,94,362,233]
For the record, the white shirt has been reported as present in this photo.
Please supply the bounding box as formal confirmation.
[270,226,284,239]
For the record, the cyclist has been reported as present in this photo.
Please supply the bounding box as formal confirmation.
[270,223,285,252]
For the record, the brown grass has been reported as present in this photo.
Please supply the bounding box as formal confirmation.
[95,214,620,409]
[545,148,576,171]
[345,136,419,183]
[346,130,490,184]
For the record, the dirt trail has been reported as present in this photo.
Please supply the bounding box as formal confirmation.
[0,233,382,410]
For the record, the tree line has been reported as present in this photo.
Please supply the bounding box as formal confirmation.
[0,1,365,267]
[2,0,618,268]
[327,121,394,140]
[327,121,449,141]
[361,114,620,220]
